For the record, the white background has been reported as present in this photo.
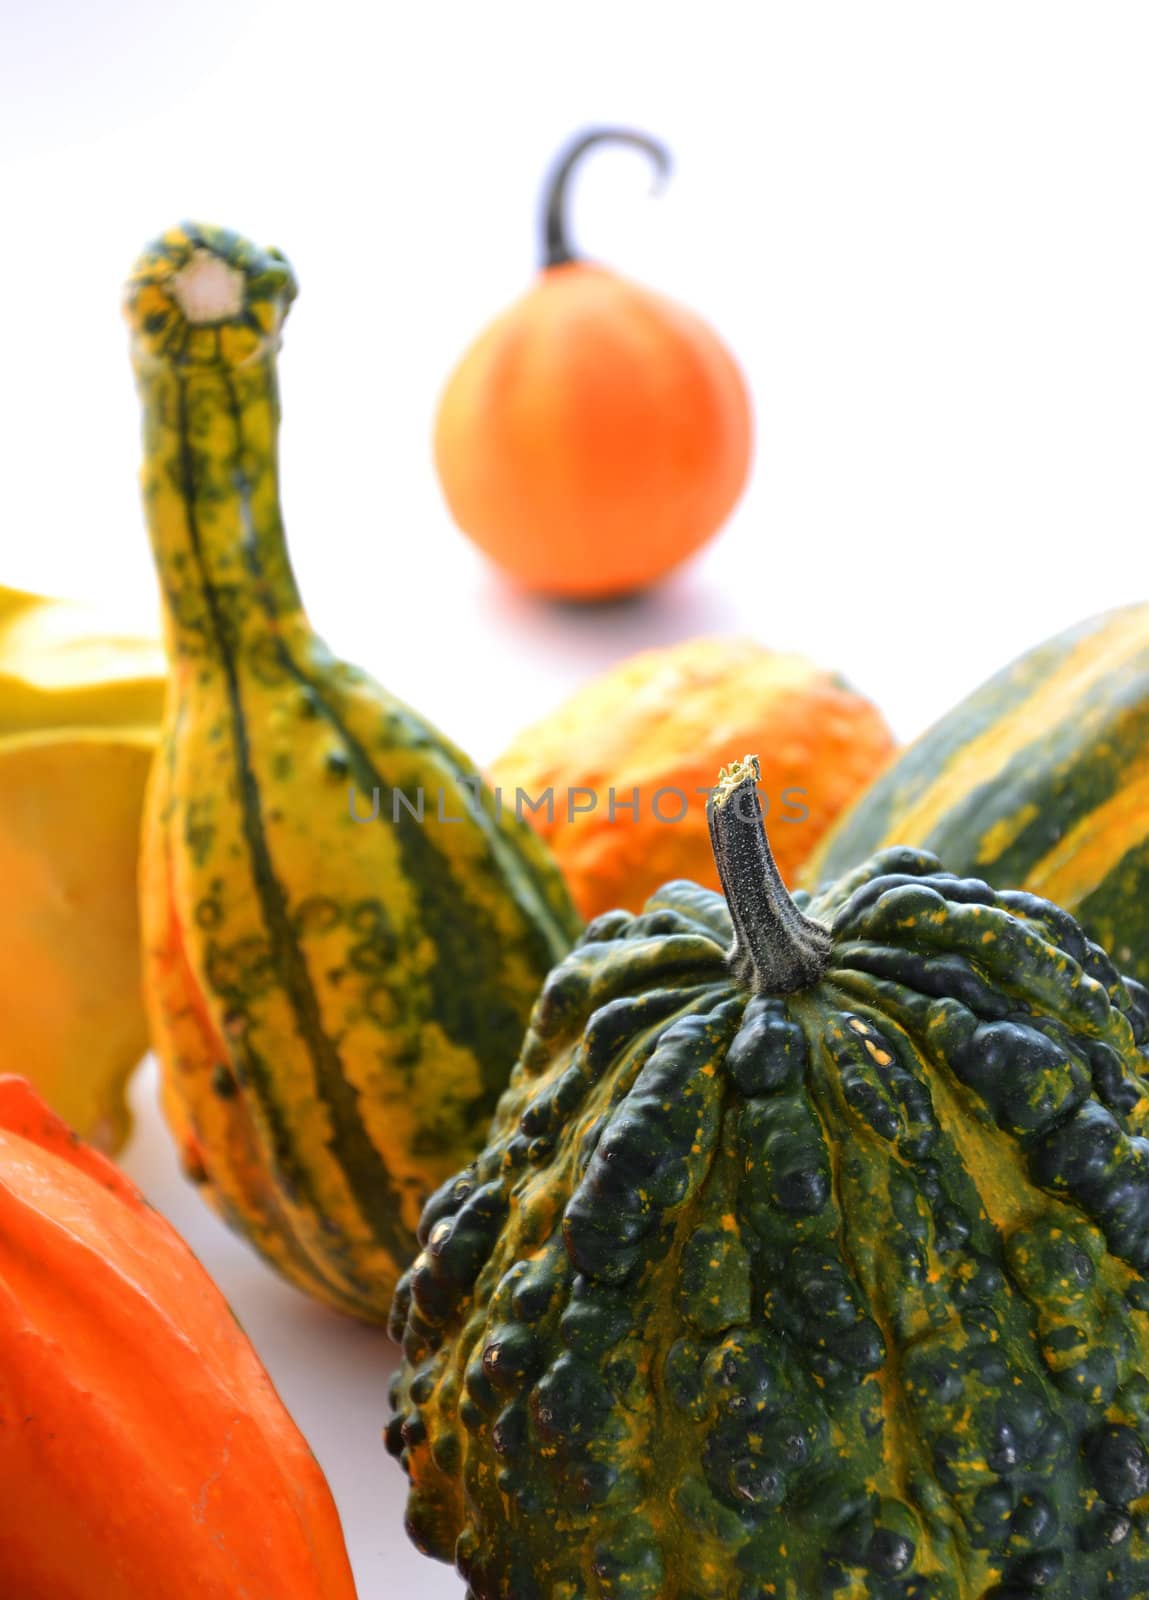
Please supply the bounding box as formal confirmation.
[2,3,1148,1594]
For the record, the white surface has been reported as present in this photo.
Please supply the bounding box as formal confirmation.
[3,3,1149,1595]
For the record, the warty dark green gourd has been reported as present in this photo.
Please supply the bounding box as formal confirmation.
[387,755,1149,1600]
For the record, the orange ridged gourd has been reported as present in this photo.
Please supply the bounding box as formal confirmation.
[0,1076,357,1599]
[490,635,897,920]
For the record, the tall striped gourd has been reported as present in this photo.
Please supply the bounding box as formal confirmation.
[804,603,1149,983]
[126,223,581,1322]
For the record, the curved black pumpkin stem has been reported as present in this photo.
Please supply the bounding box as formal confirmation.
[541,126,672,270]
[708,755,833,995]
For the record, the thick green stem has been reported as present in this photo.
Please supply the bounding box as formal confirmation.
[708,756,833,994]
[541,127,672,270]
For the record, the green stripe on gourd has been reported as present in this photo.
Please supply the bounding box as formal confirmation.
[804,604,1149,983]
[128,223,581,1322]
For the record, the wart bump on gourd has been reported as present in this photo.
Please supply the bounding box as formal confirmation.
[388,755,1149,1600]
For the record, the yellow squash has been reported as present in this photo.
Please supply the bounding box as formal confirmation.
[0,583,164,733]
[0,729,155,1151]
[0,586,165,1149]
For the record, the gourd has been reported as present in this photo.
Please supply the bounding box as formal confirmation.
[490,635,896,920]
[0,728,154,1149]
[0,1075,357,1598]
[0,585,165,1148]
[805,601,1149,985]
[433,127,753,598]
[0,582,164,733]
[388,755,1149,1600]
[126,222,581,1323]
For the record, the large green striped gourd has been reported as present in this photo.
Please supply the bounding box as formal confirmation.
[804,604,1149,983]
[126,224,581,1322]
[388,756,1149,1599]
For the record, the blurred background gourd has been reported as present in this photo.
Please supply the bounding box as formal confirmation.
[491,634,897,918]
[806,602,1149,986]
[0,584,165,1150]
[433,127,754,598]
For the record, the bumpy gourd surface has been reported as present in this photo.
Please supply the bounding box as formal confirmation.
[128,224,580,1320]
[806,603,1149,985]
[388,847,1149,1599]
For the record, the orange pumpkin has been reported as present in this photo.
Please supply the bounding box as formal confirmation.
[489,636,897,920]
[434,128,753,598]
[0,1076,357,1600]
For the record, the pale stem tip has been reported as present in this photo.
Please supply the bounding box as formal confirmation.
[170,250,245,324]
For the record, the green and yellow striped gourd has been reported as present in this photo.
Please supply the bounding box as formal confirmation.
[126,223,581,1322]
[804,603,1149,983]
